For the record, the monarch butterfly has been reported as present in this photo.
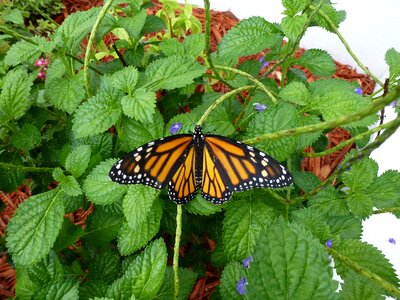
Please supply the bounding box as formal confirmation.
[109,125,292,204]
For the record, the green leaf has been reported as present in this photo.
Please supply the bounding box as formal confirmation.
[219,261,246,300]
[335,239,399,288]
[223,196,276,260]
[45,59,66,85]
[107,238,167,299]
[65,145,92,178]
[110,66,139,94]
[79,280,108,300]
[83,159,127,205]
[119,111,164,152]
[342,157,378,193]
[53,168,83,197]
[279,81,310,105]
[160,38,185,57]
[281,15,308,40]
[295,114,322,151]
[141,15,166,34]
[53,218,84,251]
[11,123,41,151]
[116,9,147,40]
[247,219,337,299]
[33,280,79,299]
[297,49,336,77]
[154,267,197,300]
[247,102,299,161]
[142,55,206,91]
[72,88,122,138]
[0,68,33,121]
[121,89,156,123]
[291,208,331,243]
[3,8,24,24]
[282,0,309,16]
[54,8,101,55]
[118,199,162,256]
[89,249,121,284]
[308,187,349,216]
[368,170,400,208]
[310,4,346,32]
[185,194,222,216]
[44,74,86,113]
[385,48,400,79]
[327,216,362,240]
[4,36,52,66]
[345,193,373,219]
[182,33,205,57]
[218,16,283,61]
[338,271,385,300]
[6,189,65,265]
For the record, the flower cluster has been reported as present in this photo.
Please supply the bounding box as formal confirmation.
[34,57,50,81]
[169,122,183,135]
[235,256,253,295]
[253,103,268,112]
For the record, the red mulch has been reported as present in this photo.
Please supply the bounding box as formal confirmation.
[0,0,375,298]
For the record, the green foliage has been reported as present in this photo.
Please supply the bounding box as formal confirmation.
[1,0,399,298]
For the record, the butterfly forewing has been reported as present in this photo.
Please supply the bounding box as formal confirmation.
[109,134,192,189]
[204,135,292,193]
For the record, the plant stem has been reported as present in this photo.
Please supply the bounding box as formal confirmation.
[329,248,400,298]
[173,204,183,299]
[197,85,254,126]
[0,162,53,173]
[84,0,114,97]
[214,65,278,103]
[26,0,59,27]
[242,85,400,145]
[302,118,397,158]
[373,207,400,215]
[309,4,384,87]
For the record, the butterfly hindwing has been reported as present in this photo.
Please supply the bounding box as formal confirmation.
[204,135,292,194]
[109,134,193,190]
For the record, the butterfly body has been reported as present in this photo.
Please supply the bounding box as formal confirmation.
[109,125,292,204]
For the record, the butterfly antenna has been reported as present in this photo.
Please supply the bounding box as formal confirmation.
[177,103,196,131]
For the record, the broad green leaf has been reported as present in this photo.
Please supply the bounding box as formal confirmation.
[335,239,399,288]
[3,8,24,24]
[291,208,331,243]
[0,68,33,121]
[118,200,162,255]
[295,114,322,150]
[33,280,79,299]
[327,216,362,240]
[292,170,321,193]
[297,49,335,77]
[160,38,185,56]
[247,219,337,299]
[368,170,400,208]
[141,15,166,34]
[219,261,246,300]
[45,59,66,85]
[119,111,164,152]
[6,189,65,265]
[83,160,127,205]
[345,193,373,219]
[65,145,92,178]
[154,267,197,300]
[218,16,283,61]
[308,187,349,216]
[115,9,147,40]
[142,55,206,91]
[89,249,121,284]
[79,280,109,300]
[281,15,308,40]
[341,157,378,193]
[44,74,86,113]
[309,4,346,32]
[11,123,41,151]
[4,36,53,66]
[385,48,400,79]
[53,168,83,197]
[110,66,139,94]
[107,238,167,299]
[53,218,84,251]
[182,33,205,57]
[223,196,276,260]
[338,271,385,300]
[185,194,222,216]
[121,89,156,123]
[247,102,299,161]
[282,0,309,16]
[54,8,101,55]
[279,81,310,105]
[72,89,122,138]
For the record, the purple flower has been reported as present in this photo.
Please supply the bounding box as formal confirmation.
[388,238,396,245]
[261,61,269,69]
[169,122,183,135]
[253,103,268,112]
[326,239,333,248]
[354,87,363,95]
[242,256,253,268]
[34,57,49,68]
[258,56,265,63]
[388,100,398,107]
[236,276,248,295]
